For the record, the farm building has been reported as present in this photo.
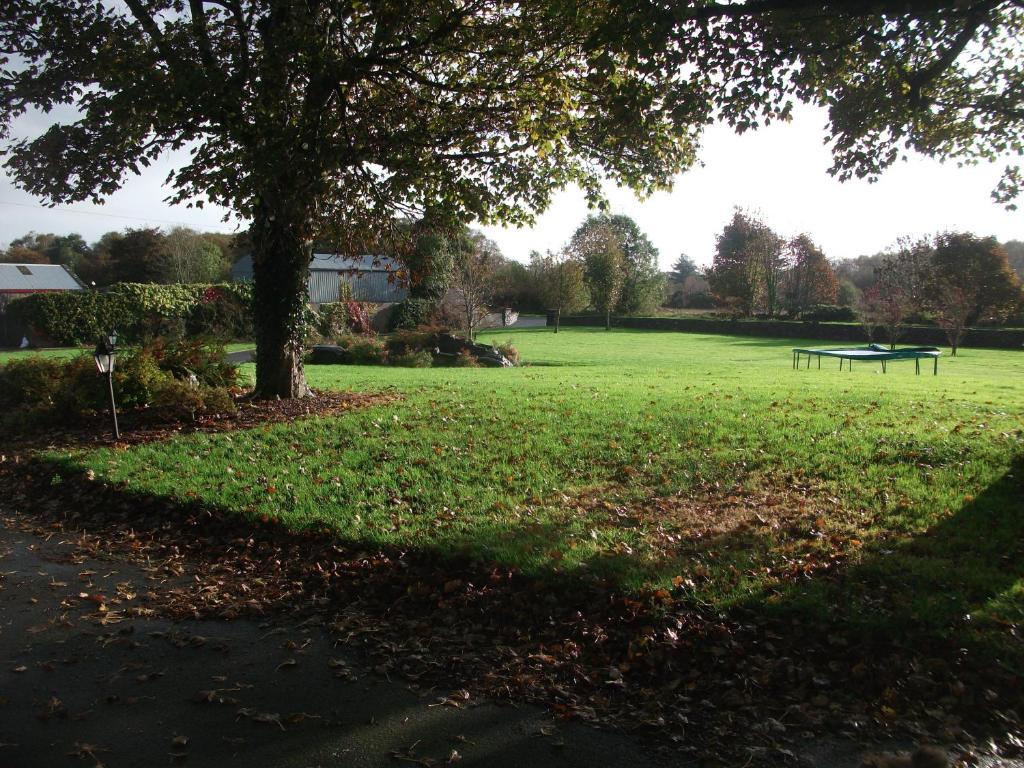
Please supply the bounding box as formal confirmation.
[0,262,84,299]
[231,253,407,304]
[0,263,85,346]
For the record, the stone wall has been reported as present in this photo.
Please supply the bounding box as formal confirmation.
[547,313,1024,350]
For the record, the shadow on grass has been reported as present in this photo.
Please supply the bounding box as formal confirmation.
[790,457,1024,649]
[4,450,1021,755]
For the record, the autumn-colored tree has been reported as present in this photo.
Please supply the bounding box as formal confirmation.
[920,233,1022,355]
[708,210,784,316]
[1,245,50,264]
[783,235,838,316]
[856,242,927,347]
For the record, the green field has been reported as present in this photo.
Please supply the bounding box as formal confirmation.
[0,346,89,364]
[0,342,255,365]
[46,329,1024,660]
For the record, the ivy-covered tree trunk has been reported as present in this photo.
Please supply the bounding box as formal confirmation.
[250,201,313,399]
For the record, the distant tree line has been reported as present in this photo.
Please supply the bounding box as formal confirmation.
[854,234,1022,354]
[6,214,1022,352]
[389,212,666,335]
[1,228,248,286]
[834,240,1024,298]
[703,210,1024,349]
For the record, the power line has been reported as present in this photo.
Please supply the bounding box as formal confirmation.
[0,199,240,230]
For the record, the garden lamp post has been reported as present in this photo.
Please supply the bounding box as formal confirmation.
[93,332,119,439]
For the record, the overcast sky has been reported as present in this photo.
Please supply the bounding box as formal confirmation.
[1,104,1020,269]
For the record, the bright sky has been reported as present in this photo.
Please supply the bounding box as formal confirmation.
[1,104,1020,269]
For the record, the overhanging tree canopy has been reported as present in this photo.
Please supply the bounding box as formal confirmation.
[2,0,1021,396]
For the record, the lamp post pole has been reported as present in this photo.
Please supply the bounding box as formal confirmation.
[106,366,119,440]
[93,332,119,440]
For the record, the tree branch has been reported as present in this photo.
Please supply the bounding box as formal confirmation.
[188,0,219,74]
[904,3,996,104]
[677,0,1006,22]
[121,0,175,63]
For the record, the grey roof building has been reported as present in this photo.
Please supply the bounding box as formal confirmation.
[230,253,408,304]
[0,263,85,296]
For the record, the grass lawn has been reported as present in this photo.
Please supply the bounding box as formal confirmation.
[0,341,255,365]
[47,329,1024,664]
[0,346,91,364]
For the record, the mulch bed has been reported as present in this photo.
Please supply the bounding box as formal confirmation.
[2,389,400,452]
[1,455,1020,766]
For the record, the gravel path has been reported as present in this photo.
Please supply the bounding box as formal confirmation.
[0,524,665,768]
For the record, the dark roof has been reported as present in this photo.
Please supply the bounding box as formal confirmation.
[0,263,84,292]
[231,253,401,281]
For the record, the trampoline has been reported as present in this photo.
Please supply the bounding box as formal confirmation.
[792,344,940,375]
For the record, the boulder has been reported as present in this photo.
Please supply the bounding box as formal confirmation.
[433,333,513,367]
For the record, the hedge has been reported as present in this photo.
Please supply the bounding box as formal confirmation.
[548,313,1024,351]
[7,283,253,345]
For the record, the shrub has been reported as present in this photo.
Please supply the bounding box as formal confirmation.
[495,340,519,365]
[349,338,387,365]
[151,378,205,421]
[453,349,480,368]
[664,288,687,309]
[685,292,716,309]
[345,300,374,335]
[0,357,67,409]
[198,385,236,415]
[800,304,857,322]
[111,350,175,408]
[146,337,239,388]
[7,290,132,346]
[186,286,254,339]
[390,298,439,330]
[152,381,235,421]
[386,326,442,355]
[390,350,434,368]
[50,356,119,418]
[8,282,254,345]
[313,302,350,339]
[0,337,238,430]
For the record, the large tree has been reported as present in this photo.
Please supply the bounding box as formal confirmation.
[670,254,699,284]
[98,228,168,285]
[4,1,1023,396]
[708,210,784,316]
[534,250,589,332]
[579,225,624,331]
[159,226,230,283]
[568,215,663,315]
[1,232,91,269]
[856,240,928,348]
[920,232,1022,355]
[450,230,501,341]
[783,235,838,316]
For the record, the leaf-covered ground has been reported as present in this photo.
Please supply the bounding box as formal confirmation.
[5,328,1023,764]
